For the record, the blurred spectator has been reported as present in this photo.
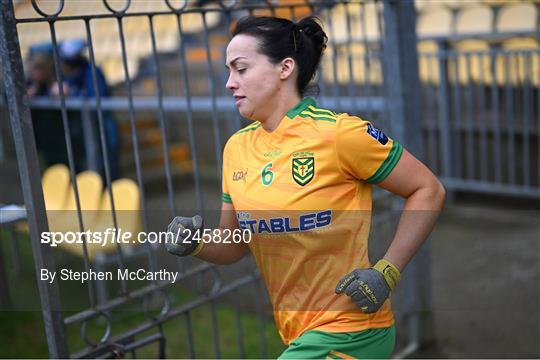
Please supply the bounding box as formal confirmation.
[25,44,77,168]
[54,39,121,180]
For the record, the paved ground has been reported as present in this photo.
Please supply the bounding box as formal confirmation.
[418,200,540,358]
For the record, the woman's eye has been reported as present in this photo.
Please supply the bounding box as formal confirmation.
[238,69,246,74]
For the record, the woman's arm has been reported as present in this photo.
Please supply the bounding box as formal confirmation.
[192,202,250,265]
[376,149,446,271]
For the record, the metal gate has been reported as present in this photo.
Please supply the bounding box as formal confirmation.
[0,0,426,358]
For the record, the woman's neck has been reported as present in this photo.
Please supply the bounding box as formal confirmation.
[259,92,301,132]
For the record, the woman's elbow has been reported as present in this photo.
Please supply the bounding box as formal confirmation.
[211,244,249,265]
[432,178,446,210]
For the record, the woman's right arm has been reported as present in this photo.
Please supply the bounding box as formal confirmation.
[192,202,250,265]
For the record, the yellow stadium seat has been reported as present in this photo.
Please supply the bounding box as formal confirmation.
[496,38,539,86]
[47,170,103,233]
[454,5,493,85]
[496,3,537,32]
[60,178,142,260]
[65,171,103,212]
[323,2,380,44]
[276,0,312,20]
[321,43,382,86]
[179,6,221,34]
[42,164,70,211]
[101,58,126,85]
[453,40,493,85]
[15,164,71,241]
[417,5,453,37]
[415,0,430,13]
[154,14,178,36]
[417,41,440,85]
[252,0,311,19]
[436,0,465,9]
[455,4,493,34]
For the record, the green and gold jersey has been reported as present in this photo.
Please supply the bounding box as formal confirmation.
[222,98,403,345]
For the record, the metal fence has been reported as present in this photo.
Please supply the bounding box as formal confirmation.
[418,33,540,199]
[1,0,428,358]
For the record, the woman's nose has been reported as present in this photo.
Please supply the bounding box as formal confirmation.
[226,74,238,91]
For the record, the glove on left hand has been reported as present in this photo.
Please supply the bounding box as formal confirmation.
[335,259,400,314]
[165,215,204,257]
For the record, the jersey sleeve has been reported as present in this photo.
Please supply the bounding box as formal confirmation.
[336,116,403,183]
[221,137,234,204]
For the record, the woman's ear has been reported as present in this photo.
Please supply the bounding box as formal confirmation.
[279,57,296,80]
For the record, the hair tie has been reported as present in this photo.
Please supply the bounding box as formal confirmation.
[293,25,302,53]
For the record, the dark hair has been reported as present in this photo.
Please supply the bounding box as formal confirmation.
[232,16,327,96]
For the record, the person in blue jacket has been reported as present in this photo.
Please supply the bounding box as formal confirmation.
[53,39,121,180]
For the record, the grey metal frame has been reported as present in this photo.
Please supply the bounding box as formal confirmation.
[1,0,429,358]
[418,35,540,199]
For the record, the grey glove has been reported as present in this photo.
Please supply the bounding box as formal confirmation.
[335,268,390,314]
[165,215,204,257]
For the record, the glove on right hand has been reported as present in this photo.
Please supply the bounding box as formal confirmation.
[335,259,401,314]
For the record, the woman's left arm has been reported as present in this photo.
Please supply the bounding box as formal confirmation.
[376,149,446,271]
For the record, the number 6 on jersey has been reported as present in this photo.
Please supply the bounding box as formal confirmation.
[261,162,274,186]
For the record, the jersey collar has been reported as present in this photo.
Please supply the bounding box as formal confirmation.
[286,97,316,119]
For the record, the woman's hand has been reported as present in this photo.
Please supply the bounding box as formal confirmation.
[165,215,204,257]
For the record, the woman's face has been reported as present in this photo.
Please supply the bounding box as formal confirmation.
[225,34,282,121]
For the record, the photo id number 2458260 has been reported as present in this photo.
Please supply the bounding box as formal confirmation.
[180,228,252,244]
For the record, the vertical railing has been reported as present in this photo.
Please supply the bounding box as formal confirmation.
[0,1,68,358]
[382,0,433,355]
[418,37,539,198]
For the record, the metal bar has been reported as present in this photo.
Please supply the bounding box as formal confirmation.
[86,16,120,190]
[436,41,452,179]
[210,300,221,358]
[201,10,223,178]
[221,10,242,132]
[48,16,97,308]
[360,2,374,118]
[157,325,166,359]
[123,332,165,354]
[343,2,356,109]
[184,311,195,359]
[235,307,245,359]
[504,52,516,185]
[490,48,502,183]
[116,15,141,294]
[80,106,99,171]
[0,2,68,357]
[425,52,438,173]
[83,19,129,297]
[71,271,259,358]
[255,280,267,359]
[16,3,334,23]
[176,13,203,211]
[477,52,488,182]
[9,229,22,277]
[125,11,172,296]
[0,233,12,308]
[522,52,531,187]
[27,96,387,113]
[464,53,475,180]
[416,30,540,44]
[452,55,463,179]
[64,262,215,325]
[382,0,433,349]
[325,6,341,109]
[441,178,540,199]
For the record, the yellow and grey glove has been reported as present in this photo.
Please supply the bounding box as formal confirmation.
[335,259,401,313]
[165,215,204,257]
